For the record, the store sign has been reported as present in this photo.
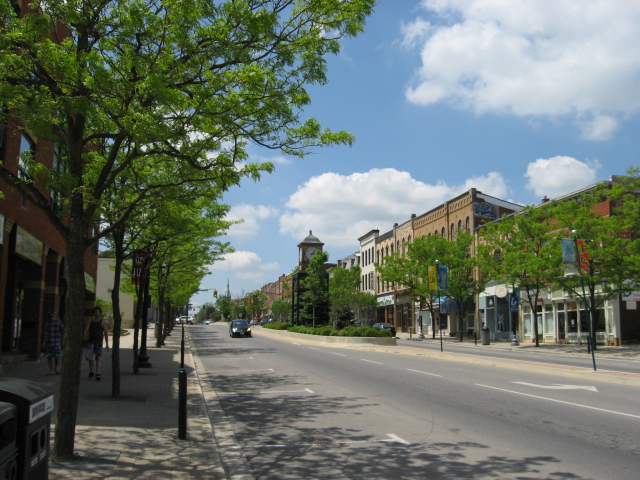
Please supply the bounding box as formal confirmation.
[622,291,640,302]
[16,226,44,265]
[377,295,394,306]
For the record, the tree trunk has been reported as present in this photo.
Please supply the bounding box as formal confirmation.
[53,207,88,459]
[110,230,125,398]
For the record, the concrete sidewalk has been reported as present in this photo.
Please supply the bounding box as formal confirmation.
[0,326,227,479]
[395,330,640,360]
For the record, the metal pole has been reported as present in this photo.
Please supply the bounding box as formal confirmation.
[178,368,187,439]
[573,233,596,371]
[180,321,185,369]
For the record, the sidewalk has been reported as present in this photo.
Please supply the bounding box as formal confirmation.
[0,326,227,479]
[395,330,640,360]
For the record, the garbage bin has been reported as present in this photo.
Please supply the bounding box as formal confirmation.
[0,379,54,480]
[481,327,491,345]
[0,401,18,480]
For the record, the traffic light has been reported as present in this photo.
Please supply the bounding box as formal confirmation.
[213,289,218,297]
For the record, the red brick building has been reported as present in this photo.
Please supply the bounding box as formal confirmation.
[0,2,98,364]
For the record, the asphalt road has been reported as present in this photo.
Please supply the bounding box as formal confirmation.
[192,324,640,480]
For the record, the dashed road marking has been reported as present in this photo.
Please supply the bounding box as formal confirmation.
[406,368,442,377]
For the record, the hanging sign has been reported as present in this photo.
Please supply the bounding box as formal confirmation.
[576,239,590,275]
[131,250,147,285]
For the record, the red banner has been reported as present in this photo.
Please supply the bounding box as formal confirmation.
[576,239,589,275]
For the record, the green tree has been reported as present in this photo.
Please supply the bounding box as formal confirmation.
[551,184,637,350]
[0,0,374,458]
[479,205,563,347]
[377,234,452,338]
[216,295,233,322]
[301,250,330,327]
[270,299,290,322]
[329,265,361,329]
[433,233,485,342]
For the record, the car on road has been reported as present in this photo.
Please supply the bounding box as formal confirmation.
[372,322,396,337]
[229,319,252,338]
[204,319,211,325]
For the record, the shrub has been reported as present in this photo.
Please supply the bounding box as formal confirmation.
[376,328,392,337]
[264,322,291,330]
[314,326,334,336]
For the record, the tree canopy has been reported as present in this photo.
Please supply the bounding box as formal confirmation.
[0,0,374,459]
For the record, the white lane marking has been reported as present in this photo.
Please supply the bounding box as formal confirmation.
[237,433,411,449]
[309,347,320,351]
[332,352,347,357]
[361,359,384,365]
[266,388,315,394]
[249,357,254,360]
[513,381,598,392]
[242,368,275,372]
[406,368,442,377]
[217,387,315,396]
[383,433,411,445]
[477,384,640,419]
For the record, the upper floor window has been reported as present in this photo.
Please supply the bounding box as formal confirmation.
[466,217,471,233]
[51,142,66,216]
[19,132,35,180]
[0,118,6,162]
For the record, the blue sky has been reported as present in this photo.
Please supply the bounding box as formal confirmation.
[190,0,640,307]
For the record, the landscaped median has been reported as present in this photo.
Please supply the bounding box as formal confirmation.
[257,323,398,347]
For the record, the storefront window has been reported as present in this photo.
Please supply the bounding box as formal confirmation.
[544,304,554,334]
[523,306,531,336]
[568,302,578,332]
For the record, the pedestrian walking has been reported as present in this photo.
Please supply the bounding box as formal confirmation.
[83,306,110,381]
[42,311,66,375]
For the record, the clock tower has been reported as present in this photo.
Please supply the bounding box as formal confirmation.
[297,230,324,271]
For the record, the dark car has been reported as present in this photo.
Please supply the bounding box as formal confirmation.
[229,319,252,338]
[372,322,396,337]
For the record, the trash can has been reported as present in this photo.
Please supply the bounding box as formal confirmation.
[0,379,54,480]
[0,401,18,480]
[481,327,491,345]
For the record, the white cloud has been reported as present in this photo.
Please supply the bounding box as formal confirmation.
[279,168,510,247]
[578,115,619,141]
[209,251,280,288]
[525,156,600,199]
[225,204,279,239]
[404,0,640,140]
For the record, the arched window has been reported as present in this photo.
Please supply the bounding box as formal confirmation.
[450,223,455,239]
[441,227,445,237]
[466,217,471,233]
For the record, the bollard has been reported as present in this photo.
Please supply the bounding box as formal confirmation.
[180,322,185,369]
[178,369,187,440]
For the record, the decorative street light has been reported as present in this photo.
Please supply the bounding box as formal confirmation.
[572,230,597,371]
[436,259,443,352]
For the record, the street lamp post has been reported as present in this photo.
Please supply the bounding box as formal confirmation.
[572,230,597,371]
[511,285,519,346]
[436,260,443,352]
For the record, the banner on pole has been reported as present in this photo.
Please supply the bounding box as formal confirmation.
[428,266,437,290]
[561,238,578,276]
[131,250,147,285]
[437,265,448,290]
[576,239,590,275]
